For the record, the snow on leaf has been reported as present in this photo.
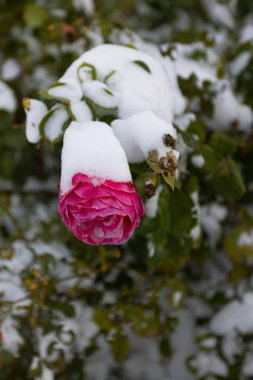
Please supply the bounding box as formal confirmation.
[39,106,70,144]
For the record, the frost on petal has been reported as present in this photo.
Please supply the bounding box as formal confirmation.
[23,98,48,144]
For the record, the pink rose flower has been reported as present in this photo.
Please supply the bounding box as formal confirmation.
[58,173,145,245]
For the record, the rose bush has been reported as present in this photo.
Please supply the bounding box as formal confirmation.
[58,173,145,245]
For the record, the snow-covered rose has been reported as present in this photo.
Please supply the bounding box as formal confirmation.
[58,173,144,245]
[58,121,144,245]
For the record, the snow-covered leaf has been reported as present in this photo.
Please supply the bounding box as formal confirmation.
[23,98,48,144]
[39,106,70,144]
[83,80,119,110]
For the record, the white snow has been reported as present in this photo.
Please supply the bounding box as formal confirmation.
[161,56,187,116]
[69,99,93,122]
[240,23,253,43]
[209,84,253,132]
[0,275,27,302]
[145,185,162,218]
[169,310,196,380]
[201,203,227,248]
[200,337,217,349]
[161,42,252,134]
[1,317,24,355]
[48,80,83,102]
[230,52,251,76]
[83,80,119,109]
[0,80,17,113]
[147,241,155,257]
[170,43,216,84]
[32,66,56,91]
[174,113,196,173]
[24,99,48,144]
[243,353,253,376]
[211,293,253,335]
[0,240,33,273]
[123,333,168,380]
[191,154,205,168]
[238,229,253,247]
[57,44,174,122]
[202,0,235,29]
[1,58,21,81]
[73,0,95,16]
[221,332,242,363]
[191,352,228,377]
[190,191,201,242]
[112,111,178,163]
[60,121,132,193]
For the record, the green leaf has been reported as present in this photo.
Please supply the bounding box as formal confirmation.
[178,74,199,98]
[148,234,192,272]
[125,306,160,337]
[160,188,193,238]
[210,131,237,154]
[228,262,251,282]
[181,130,200,149]
[187,119,206,142]
[77,62,97,82]
[147,150,178,190]
[211,158,246,199]
[109,327,130,363]
[200,145,218,171]
[39,106,70,144]
[93,309,112,331]
[225,226,253,262]
[0,110,14,130]
[163,172,176,189]
[133,60,151,73]
[104,70,117,83]
[39,82,66,100]
[24,4,48,28]
[46,300,75,317]
[159,337,172,358]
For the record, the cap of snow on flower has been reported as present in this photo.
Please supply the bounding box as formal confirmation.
[58,121,144,245]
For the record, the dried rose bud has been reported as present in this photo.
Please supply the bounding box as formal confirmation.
[62,24,77,42]
[144,179,156,198]
[158,155,178,176]
[163,133,176,147]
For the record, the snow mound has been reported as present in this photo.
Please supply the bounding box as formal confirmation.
[56,44,174,122]
[60,121,132,193]
[112,111,178,163]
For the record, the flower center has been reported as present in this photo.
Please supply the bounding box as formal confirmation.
[93,227,105,239]
[103,215,117,227]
